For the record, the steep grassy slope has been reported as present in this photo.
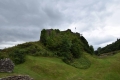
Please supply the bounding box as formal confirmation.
[0,29,93,68]
[0,52,120,80]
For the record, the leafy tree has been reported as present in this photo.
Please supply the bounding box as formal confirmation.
[97,47,101,55]
[89,45,94,55]
[61,36,71,52]
[60,35,72,56]
[62,52,73,64]
[95,39,120,55]
[9,49,26,64]
[71,38,82,58]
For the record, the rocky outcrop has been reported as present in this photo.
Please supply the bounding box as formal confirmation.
[0,75,34,80]
[0,58,14,72]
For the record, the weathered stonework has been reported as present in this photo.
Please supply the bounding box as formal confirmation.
[0,75,34,80]
[0,58,14,72]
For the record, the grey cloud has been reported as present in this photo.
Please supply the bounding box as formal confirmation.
[91,37,115,45]
[0,0,120,49]
[0,0,65,46]
[85,35,116,50]
[0,0,64,27]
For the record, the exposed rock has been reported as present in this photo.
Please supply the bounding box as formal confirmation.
[0,58,14,72]
[0,75,34,80]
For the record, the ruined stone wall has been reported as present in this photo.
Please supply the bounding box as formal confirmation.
[0,75,34,80]
[0,58,14,72]
[0,59,33,80]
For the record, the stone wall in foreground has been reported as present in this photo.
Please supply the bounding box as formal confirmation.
[0,75,34,80]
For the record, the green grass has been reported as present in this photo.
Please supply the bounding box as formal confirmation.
[70,55,91,69]
[0,52,120,80]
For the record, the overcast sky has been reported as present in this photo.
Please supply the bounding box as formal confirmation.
[0,0,120,50]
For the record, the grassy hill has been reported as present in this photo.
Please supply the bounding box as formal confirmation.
[0,52,120,80]
[0,29,93,68]
[0,29,120,80]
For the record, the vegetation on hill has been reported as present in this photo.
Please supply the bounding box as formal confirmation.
[0,29,93,69]
[0,29,120,80]
[95,39,120,55]
[0,41,53,64]
[40,29,93,68]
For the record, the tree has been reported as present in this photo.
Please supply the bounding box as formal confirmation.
[60,35,74,63]
[89,45,94,55]
[9,49,26,64]
[97,47,101,55]
[71,38,82,58]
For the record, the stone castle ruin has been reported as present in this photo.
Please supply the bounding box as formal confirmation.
[0,58,14,72]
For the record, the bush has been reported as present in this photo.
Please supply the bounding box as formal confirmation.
[9,49,26,64]
[0,52,8,59]
[62,52,73,62]
[71,38,83,58]
[71,43,82,58]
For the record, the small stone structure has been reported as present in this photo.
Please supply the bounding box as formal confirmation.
[0,75,34,80]
[46,29,52,35]
[0,58,14,72]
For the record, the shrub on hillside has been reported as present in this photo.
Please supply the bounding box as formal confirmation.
[9,49,26,64]
[71,38,82,58]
